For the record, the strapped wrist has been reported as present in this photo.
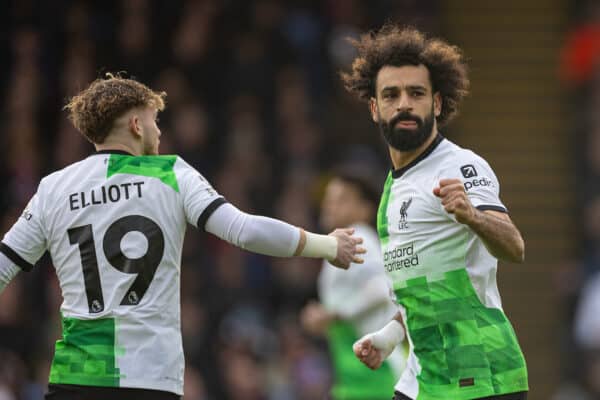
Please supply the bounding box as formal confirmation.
[295,229,337,260]
[371,319,405,356]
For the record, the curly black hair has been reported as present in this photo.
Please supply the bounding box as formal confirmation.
[341,25,469,126]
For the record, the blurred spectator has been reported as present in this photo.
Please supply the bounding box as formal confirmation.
[574,271,600,397]
[560,1,600,86]
[300,163,406,400]
[556,1,600,398]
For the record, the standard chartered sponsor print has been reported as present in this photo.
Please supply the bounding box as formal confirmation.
[383,243,419,272]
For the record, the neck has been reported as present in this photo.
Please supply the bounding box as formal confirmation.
[95,135,141,156]
[388,128,438,170]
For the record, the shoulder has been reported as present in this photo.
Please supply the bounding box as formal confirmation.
[173,155,211,184]
[173,155,200,177]
[171,156,217,199]
[172,154,189,168]
[38,157,94,191]
[437,138,487,165]
[436,139,495,178]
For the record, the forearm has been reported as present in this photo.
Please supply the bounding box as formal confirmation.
[205,203,337,259]
[434,179,525,263]
[368,313,406,355]
[466,210,525,263]
[353,311,406,369]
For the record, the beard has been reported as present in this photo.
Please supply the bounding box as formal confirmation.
[378,105,435,152]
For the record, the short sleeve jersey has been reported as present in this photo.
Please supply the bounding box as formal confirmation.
[0,151,226,395]
[377,135,528,400]
[318,223,405,399]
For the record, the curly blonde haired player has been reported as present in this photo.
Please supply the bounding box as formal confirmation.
[0,74,365,400]
[342,25,529,400]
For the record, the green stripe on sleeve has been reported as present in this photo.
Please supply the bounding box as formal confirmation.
[107,154,179,192]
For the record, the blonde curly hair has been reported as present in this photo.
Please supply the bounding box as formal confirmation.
[64,73,166,144]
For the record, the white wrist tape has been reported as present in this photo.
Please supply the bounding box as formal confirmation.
[369,319,405,359]
[300,231,338,261]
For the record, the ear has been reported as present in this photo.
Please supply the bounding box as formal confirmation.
[369,97,379,123]
[433,92,442,117]
[128,114,143,139]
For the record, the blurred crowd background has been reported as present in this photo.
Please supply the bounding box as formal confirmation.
[0,0,598,399]
[558,1,600,399]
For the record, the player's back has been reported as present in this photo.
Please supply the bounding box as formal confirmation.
[4,150,223,395]
[47,152,184,315]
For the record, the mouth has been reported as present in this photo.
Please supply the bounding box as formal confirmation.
[395,120,418,129]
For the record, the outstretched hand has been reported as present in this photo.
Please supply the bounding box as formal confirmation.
[328,228,366,269]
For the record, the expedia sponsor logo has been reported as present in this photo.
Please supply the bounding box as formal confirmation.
[460,164,477,178]
[383,243,419,272]
[463,177,494,191]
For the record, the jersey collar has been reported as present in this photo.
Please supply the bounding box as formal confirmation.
[391,133,444,179]
[94,149,135,156]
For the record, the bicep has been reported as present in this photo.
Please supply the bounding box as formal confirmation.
[204,203,242,239]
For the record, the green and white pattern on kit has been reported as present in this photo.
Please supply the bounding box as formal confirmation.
[395,266,528,399]
[107,154,180,192]
[49,316,124,387]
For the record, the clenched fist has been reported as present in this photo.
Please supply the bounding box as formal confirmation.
[433,178,476,224]
[353,336,385,370]
[353,319,404,370]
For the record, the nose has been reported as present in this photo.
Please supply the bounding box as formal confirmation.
[396,92,412,112]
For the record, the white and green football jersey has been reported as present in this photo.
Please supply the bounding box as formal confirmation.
[377,135,528,400]
[0,150,226,395]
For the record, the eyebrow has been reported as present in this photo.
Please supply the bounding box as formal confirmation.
[381,85,428,93]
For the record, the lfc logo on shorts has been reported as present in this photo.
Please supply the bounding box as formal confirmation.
[399,198,412,230]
